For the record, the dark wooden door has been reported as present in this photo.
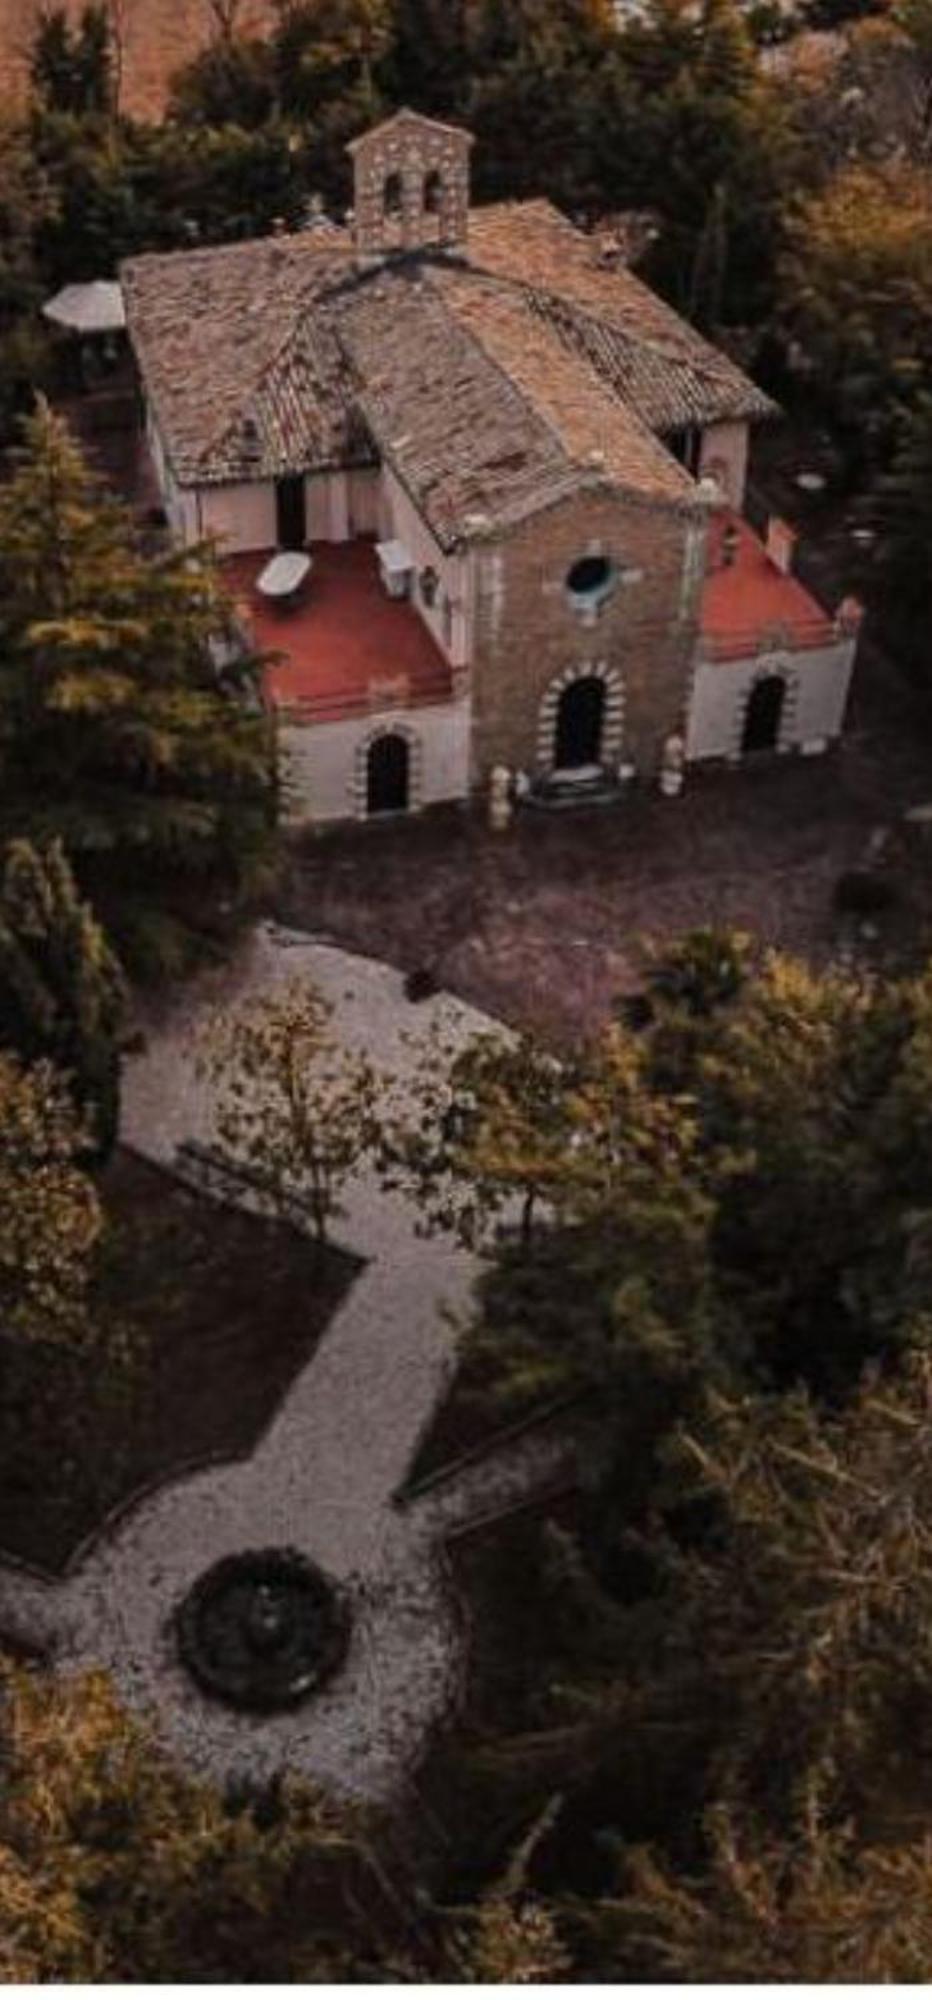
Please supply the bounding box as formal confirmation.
[555,676,605,770]
[367,734,409,815]
[741,674,785,754]
[275,475,307,551]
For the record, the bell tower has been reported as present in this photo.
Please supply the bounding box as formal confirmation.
[349,109,473,261]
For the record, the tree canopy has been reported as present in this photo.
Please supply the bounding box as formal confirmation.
[0,1660,384,1982]
[0,838,127,1157]
[0,401,278,978]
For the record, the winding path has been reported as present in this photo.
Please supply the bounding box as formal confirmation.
[0,926,571,1801]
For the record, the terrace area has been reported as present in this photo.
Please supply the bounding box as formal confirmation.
[223,539,455,723]
[699,509,857,663]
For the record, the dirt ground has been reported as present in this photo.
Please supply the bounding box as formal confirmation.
[276,687,932,1048]
[0,0,274,118]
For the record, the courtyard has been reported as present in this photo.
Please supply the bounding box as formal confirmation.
[276,648,932,1046]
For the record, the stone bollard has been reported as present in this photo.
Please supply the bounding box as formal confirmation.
[659,732,685,799]
[488,764,513,832]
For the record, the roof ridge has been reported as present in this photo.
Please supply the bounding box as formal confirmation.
[423,264,694,508]
[194,269,345,474]
[418,265,583,484]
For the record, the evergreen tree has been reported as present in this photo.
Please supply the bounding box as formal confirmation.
[0,838,127,1160]
[30,4,116,117]
[870,394,932,682]
[0,401,278,979]
[0,1051,100,1350]
[0,115,53,440]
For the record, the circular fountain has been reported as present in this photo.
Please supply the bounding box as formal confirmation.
[176,1548,349,1712]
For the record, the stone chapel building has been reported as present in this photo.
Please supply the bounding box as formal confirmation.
[122,108,861,822]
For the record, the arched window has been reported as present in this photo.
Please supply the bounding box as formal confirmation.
[424,169,444,215]
[554,676,606,771]
[383,171,403,218]
[366,732,410,814]
[741,673,786,755]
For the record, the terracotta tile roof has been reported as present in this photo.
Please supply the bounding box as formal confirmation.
[347,106,475,153]
[431,267,696,508]
[467,200,776,430]
[123,195,774,515]
[121,227,358,485]
[329,269,586,547]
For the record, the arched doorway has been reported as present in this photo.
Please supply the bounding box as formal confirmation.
[741,674,786,754]
[554,675,606,770]
[366,732,410,815]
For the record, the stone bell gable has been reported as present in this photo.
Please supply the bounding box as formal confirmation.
[348,108,473,259]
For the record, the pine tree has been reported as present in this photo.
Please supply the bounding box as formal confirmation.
[0,838,127,1160]
[0,401,278,979]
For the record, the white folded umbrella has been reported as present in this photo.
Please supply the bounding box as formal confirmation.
[43,281,127,335]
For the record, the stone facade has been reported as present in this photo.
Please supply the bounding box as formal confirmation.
[468,488,709,785]
[349,110,473,259]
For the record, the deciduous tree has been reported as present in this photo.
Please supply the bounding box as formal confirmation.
[202,981,384,1247]
[0,1660,378,1981]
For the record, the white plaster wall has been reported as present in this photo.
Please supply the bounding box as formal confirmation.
[277,696,471,824]
[146,413,198,544]
[686,635,857,761]
[381,467,472,667]
[699,420,749,509]
[199,482,276,554]
[792,635,857,742]
[347,468,381,537]
[305,470,350,542]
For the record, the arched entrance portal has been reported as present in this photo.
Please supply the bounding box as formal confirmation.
[741,673,786,754]
[366,732,410,815]
[554,675,606,771]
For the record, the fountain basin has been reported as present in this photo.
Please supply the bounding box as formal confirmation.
[176,1547,349,1712]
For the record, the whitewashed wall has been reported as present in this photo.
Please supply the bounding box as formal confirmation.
[347,468,381,536]
[699,420,749,509]
[198,481,276,553]
[277,696,471,823]
[381,467,472,667]
[686,634,857,761]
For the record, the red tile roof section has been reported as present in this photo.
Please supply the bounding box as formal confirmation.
[700,512,838,662]
[224,540,453,723]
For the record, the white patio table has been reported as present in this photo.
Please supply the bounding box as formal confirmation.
[256,551,312,603]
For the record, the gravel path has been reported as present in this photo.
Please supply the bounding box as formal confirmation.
[0,926,560,1801]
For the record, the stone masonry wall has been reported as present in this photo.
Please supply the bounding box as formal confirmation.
[468,486,709,785]
[352,117,472,257]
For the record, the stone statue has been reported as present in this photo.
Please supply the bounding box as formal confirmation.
[660,731,685,798]
[488,764,513,832]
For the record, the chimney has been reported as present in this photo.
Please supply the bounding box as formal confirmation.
[837,595,864,637]
[766,517,796,575]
